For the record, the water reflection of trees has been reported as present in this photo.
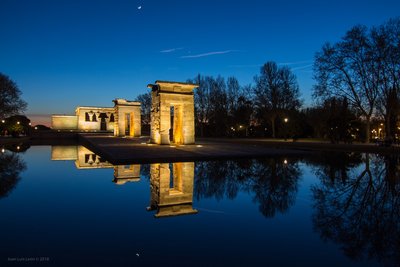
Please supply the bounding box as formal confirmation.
[0,152,26,198]
[195,157,302,218]
[310,153,400,265]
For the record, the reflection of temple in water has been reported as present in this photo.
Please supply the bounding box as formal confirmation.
[113,165,141,185]
[147,162,198,218]
[51,146,140,183]
[51,146,198,218]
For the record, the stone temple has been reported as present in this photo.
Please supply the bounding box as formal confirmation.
[52,99,141,137]
[148,81,198,145]
[51,80,198,145]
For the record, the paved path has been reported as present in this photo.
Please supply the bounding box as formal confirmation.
[78,135,400,164]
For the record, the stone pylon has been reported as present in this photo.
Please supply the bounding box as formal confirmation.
[147,81,198,145]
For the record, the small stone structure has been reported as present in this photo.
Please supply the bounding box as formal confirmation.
[51,99,141,137]
[147,81,198,145]
[147,162,198,218]
[113,99,141,137]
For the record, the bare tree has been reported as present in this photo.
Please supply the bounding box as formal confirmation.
[189,74,212,137]
[372,18,400,141]
[226,76,241,118]
[254,62,301,138]
[314,25,380,143]
[135,92,151,126]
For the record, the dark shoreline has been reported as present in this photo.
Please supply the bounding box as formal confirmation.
[2,134,399,164]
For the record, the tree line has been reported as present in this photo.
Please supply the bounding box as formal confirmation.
[133,17,399,143]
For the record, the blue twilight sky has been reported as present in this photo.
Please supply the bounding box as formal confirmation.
[1,0,399,125]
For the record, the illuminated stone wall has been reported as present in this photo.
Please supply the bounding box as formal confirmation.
[51,115,78,130]
[75,107,115,132]
[113,99,141,137]
[52,100,141,137]
[148,162,198,217]
[148,81,198,145]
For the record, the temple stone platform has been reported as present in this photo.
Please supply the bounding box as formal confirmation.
[78,134,400,165]
[78,135,311,164]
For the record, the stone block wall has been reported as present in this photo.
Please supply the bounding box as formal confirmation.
[51,115,78,130]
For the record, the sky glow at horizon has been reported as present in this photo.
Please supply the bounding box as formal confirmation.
[1,0,399,125]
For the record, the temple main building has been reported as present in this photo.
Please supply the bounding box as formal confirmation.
[51,80,198,143]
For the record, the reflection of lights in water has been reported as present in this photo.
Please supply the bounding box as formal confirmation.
[170,145,176,148]
[196,145,203,148]
[140,142,147,145]
[283,159,288,164]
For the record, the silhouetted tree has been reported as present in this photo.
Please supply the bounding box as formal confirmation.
[254,62,301,138]
[226,76,241,119]
[135,92,152,134]
[0,73,27,118]
[209,76,228,136]
[371,18,400,141]
[189,74,211,137]
[314,25,381,143]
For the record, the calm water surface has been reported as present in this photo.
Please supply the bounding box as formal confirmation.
[0,145,399,267]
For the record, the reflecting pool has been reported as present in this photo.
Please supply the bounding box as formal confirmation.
[1,146,399,266]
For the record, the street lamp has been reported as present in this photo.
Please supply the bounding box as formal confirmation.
[284,118,288,140]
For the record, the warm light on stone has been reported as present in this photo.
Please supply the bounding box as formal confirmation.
[113,99,141,137]
[148,81,198,145]
[148,162,198,217]
[51,115,78,130]
[51,99,140,137]
[75,107,115,132]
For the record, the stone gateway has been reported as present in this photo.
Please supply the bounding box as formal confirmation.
[147,81,198,145]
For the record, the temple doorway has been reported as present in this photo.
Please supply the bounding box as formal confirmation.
[99,113,108,131]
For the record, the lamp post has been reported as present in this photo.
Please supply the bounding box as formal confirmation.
[284,118,288,141]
